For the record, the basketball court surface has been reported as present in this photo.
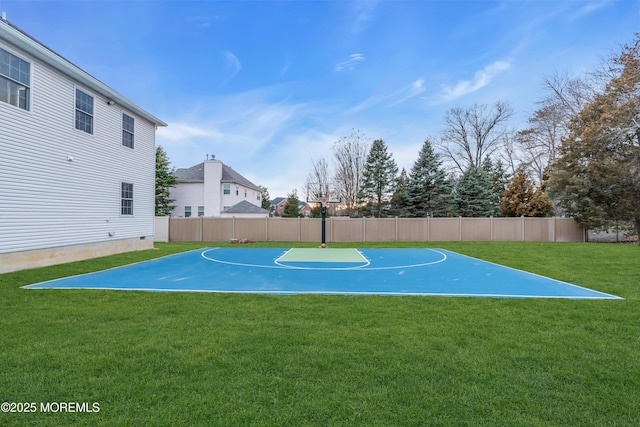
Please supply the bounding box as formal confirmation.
[24,248,622,299]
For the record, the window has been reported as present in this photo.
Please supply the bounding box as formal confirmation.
[0,47,30,110]
[121,183,133,215]
[198,206,204,217]
[184,206,191,217]
[244,189,247,198]
[236,187,239,196]
[223,183,230,195]
[122,113,134,148]
[75,89,93,134]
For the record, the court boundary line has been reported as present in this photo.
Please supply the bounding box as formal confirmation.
[21,248,210,289]
[19,285,624,299]
[20,247,623,300]
[446,250,624,300]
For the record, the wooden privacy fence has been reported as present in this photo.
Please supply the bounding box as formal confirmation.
[158,217,585,243]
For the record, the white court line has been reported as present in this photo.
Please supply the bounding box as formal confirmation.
[201,248,447,271]
[21,286,624,299]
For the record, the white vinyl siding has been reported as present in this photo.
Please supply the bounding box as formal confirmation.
[0,51,157,254]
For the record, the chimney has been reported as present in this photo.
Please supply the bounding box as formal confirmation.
[1,11,7,21]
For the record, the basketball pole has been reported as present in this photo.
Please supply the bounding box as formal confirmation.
[321,202,327,245]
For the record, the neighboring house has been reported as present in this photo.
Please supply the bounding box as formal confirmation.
[171,159,266,218]
[271,197,310,217]
[220,200,269,219]
[0,17,166,273]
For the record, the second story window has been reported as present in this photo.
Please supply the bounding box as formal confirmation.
[0,47,30,110]
[223,183,230,195]
[75,89,93,134]
[122,114,134,148]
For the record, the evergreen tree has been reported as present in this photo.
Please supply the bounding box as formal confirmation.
[481,158,510,217]
[260,186,271,210]
[452,166,495,217]
[501,168,554,217]
[407,139,451,217]
[359,139,398,217]
[282,190,302,218]
[155,146,177,216]
[388,168,410,217]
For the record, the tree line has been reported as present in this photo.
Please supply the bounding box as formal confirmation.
[293,33,639,239]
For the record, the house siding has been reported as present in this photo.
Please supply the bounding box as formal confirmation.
[0,36,157,260]
[171,160,263,217]
[171,183,205,217]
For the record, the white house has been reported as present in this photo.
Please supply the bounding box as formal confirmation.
[0,16,166,273]
[171,159,268,218]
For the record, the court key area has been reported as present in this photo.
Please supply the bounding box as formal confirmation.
[24,248,622,299]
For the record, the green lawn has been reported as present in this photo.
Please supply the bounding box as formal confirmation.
[1,242,639,426]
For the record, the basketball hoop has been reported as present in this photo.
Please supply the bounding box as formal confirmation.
[306,182,342,245]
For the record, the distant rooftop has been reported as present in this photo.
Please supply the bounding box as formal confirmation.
[175,161,261,191]
[224,200,269,215]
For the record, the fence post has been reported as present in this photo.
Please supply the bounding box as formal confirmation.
[265,216,269,241]
[426,216,430,241]
[232,216,236,240]
[395,216,398,241]
[199,216,203,242]
[521,215,525,241]
[363,217,366,242]
[459,216,462,241]
[329,217,333,243]
[490,216,494,241]
[551,216,556,242]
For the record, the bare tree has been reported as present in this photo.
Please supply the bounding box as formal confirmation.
[438,101,514,173]
[332,129,370,214]
[305,158,331,201]
[541,70,595,118]
[515,103,566,182]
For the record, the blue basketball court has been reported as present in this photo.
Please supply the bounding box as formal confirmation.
[24,248,622,299]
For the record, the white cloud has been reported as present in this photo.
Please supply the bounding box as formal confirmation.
[221,50,242,82]
[573,0,614,18]
[350,0,380,34]
[335,53,366,72]
[346,78,426,113]
[437,61,511,103]
[157,123,222,141]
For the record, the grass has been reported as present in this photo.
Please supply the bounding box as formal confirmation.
[1,241,639,426]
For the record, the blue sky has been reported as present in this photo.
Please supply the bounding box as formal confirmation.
[3,0,639,198]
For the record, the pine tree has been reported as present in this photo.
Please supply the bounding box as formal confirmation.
[388,168,410,217]
[282,190,301,218]
[452,166,495,217]
[359,139,398,217]
[407,139,451,217]
[481,158,510,217]
[155,146,177,216]
[260,186,271,210]
[501,168,554,217]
